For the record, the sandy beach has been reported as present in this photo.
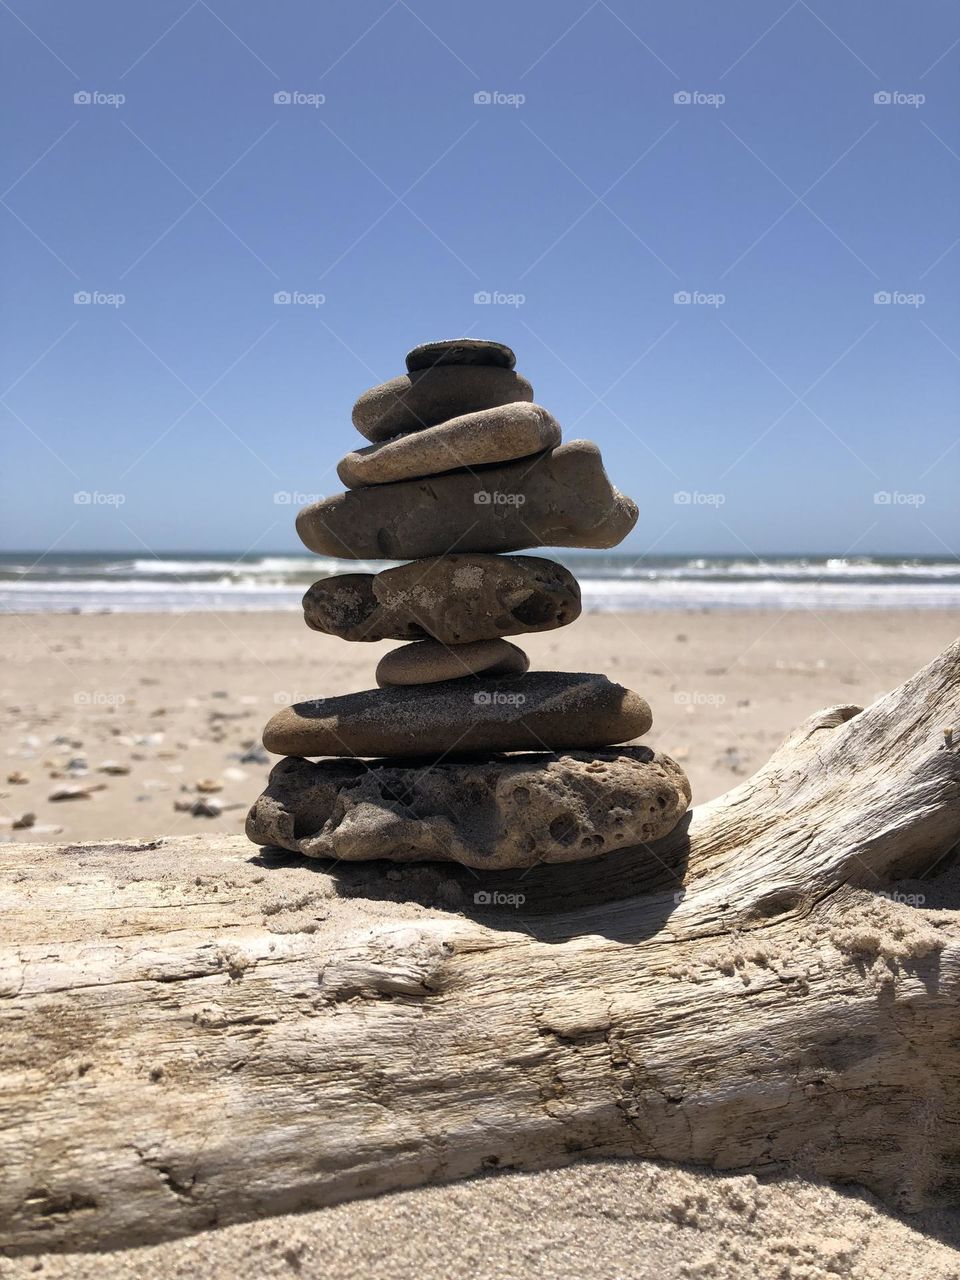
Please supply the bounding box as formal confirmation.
[2,607,957,844]
[2,1158,960,1280]
[3,607,959,1278]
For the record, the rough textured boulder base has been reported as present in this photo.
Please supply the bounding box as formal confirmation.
[405,338,516,372]
[302,554,582,644]
[246,746,692,868]
[352,366,533,442]
[337,402,561,489]
[297,440,639,559]
[376,638,529,687]
[261,672,652,758]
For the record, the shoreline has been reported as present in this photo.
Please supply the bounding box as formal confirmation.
[4,590,960,614]
[3,551,959,615]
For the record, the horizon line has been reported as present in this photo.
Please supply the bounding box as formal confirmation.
[1,548,956,560]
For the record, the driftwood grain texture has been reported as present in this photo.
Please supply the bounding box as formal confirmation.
[1,640,959,1255]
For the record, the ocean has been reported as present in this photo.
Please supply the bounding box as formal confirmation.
[1,552,958,613]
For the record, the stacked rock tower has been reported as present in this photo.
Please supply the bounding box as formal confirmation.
[247,339,692,870]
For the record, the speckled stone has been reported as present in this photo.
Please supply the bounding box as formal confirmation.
[302,554,581,644]
[376,638,529,687]
[351,366,533,443]
[297,441,638,560]
[261,672,652,758]
[405,338,516,373]
[246,746,692,868]
[337,402,560,489]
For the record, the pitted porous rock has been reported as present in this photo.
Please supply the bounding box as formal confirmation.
[246,747,692,868]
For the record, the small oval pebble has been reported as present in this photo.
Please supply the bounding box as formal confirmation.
[405,338,516,373]
[376,638,530,688]
[352,366,533,443]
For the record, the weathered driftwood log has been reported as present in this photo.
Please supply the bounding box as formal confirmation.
[1,640,958,1255]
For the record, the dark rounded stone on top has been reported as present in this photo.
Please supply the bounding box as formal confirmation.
[405,339,516,373]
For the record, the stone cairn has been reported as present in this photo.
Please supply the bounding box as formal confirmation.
[246,339,692,870]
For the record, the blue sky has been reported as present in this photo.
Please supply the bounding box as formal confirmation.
[1,0,957,557]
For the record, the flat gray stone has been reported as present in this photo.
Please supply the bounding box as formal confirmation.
[261,672,652,758]
[297,440,638,559]
[405,338,516,373]
[302,554,581,643]
[337,402,560,489]
[352,366,533,443]
[246,746,692,869]
[376,638,529,687]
